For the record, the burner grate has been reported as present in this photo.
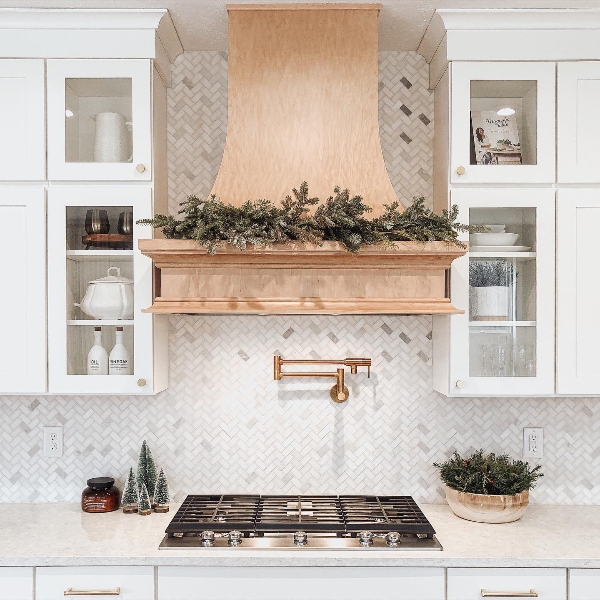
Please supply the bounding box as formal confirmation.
[340,495,435,536]
[256,495,346,533]
[165,494,260,533]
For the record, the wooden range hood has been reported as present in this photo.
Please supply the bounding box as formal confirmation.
[140,4,466,316]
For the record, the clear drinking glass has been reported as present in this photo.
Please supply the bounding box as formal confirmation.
[514,344,536,377]
[482,344,513,377]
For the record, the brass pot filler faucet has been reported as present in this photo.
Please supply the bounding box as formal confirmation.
[273,356,372,403]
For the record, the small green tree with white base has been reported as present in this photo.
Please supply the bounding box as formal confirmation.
[138,482,152,516]
[121,467,139,513]
[153,467,170,513]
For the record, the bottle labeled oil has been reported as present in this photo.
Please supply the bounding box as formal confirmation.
[87,327,108,375]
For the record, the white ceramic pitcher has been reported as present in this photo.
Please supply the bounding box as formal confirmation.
[93,112,132,163]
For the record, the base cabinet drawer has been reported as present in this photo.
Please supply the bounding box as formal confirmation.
[158,566,444,600]
[570,569,600,599]
[448,568,567,600]
[36,566,154,600]
[0,567,33,600]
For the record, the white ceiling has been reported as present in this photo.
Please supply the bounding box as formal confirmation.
[1,0,600,52]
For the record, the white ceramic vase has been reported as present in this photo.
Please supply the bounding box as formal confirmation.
[470,285,510,321]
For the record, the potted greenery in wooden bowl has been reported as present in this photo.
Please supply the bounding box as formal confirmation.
[434,450,543,523]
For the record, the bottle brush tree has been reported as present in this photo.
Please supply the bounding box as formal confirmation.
[153,467,170,513]
[138,483,152,516]
[137,440,158,503]
[121,467,139,513]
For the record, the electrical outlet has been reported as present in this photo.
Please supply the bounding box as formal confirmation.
[523,427,543,458]
[43,426,63,458]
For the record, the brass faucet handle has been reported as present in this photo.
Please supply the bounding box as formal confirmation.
[344,357,372,377]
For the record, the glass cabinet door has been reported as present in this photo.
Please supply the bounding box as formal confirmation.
[447,188,555,396]
[47,186,158,394]
[47,59,151,181]
[451,62,555,185]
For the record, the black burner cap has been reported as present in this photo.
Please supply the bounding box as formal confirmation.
[86,477,115,490]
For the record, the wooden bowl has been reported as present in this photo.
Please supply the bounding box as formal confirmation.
[445,485,529,524]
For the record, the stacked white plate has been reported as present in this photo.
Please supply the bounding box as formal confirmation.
[470,225,531,252]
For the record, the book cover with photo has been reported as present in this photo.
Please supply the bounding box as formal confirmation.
[471,111,522,165]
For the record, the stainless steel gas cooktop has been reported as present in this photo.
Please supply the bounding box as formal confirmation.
[159,495,442,551]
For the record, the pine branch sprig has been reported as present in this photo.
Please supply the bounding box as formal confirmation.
[434,449,543,496]
[139,183,475,254]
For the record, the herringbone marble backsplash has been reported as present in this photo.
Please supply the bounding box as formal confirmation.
[1,53,599,504]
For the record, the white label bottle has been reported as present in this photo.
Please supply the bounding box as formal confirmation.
[87,327,108,375]
[109,326,131,375]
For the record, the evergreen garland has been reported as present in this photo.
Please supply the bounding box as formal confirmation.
[137,441,158,502]
[153,468,170,507]
[139,183,480,254]
[121,467,139,509]
[138,483,152,515]
[434,449,543,496]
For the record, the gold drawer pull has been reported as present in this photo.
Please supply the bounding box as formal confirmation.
[64,588,121,596]
[481,590,538,598]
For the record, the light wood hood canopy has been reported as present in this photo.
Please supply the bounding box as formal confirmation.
[139,4,467,316]
[210,3,397,212]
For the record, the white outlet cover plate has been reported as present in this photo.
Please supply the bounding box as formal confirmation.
[523,427,543,458]
[43,426,63,458]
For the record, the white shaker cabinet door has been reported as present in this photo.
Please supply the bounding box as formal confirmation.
[557,190,600,394]
[0,60,45,181]
[558,63,600,183]
[158,567,445,600]
[448,568,567,600]
[0,567,33,600]
[0,187,46,393]
[37,566,154,600]
[570,569,600,599]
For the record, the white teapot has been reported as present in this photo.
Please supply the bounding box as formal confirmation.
[75,267,134,320]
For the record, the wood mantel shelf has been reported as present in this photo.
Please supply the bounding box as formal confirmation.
[139,240,466,315]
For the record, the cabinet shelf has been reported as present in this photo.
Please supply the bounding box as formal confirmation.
[66,250,133,262]
[469,252,536,259]
[469,320,536,327]
[68,319,134,326]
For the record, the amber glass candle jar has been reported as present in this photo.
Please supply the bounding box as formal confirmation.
[81,477,120,513]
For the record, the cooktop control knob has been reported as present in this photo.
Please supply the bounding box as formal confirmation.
[227,531,243,546]
[201,531,215,547]
[359,531,374,547]
[386,532,401,547]
[293,531,308,546]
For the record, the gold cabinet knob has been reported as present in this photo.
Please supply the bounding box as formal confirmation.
[137,378,147,387]
[455,380,466,389]
[136,164,146,173]
[456,166,466,176]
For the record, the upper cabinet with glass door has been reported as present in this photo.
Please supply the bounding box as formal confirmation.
[47,59,151,181]
[451,62,555,185]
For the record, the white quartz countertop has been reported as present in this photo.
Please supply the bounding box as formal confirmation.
[1,502,600,568]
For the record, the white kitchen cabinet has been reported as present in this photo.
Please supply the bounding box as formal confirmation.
[557,189,600,394]
[47,186,167,394]
[0,567,33,600]
[47,59,152,182]
[0,60,45,181]
[158,567,445,600]
[0,187,46,394]
[450,61,555,185]
[558,63,600,183]
[569,569,600,599]
[37,566,153,600]
[434,188,555,397]
[448,568,567,600]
